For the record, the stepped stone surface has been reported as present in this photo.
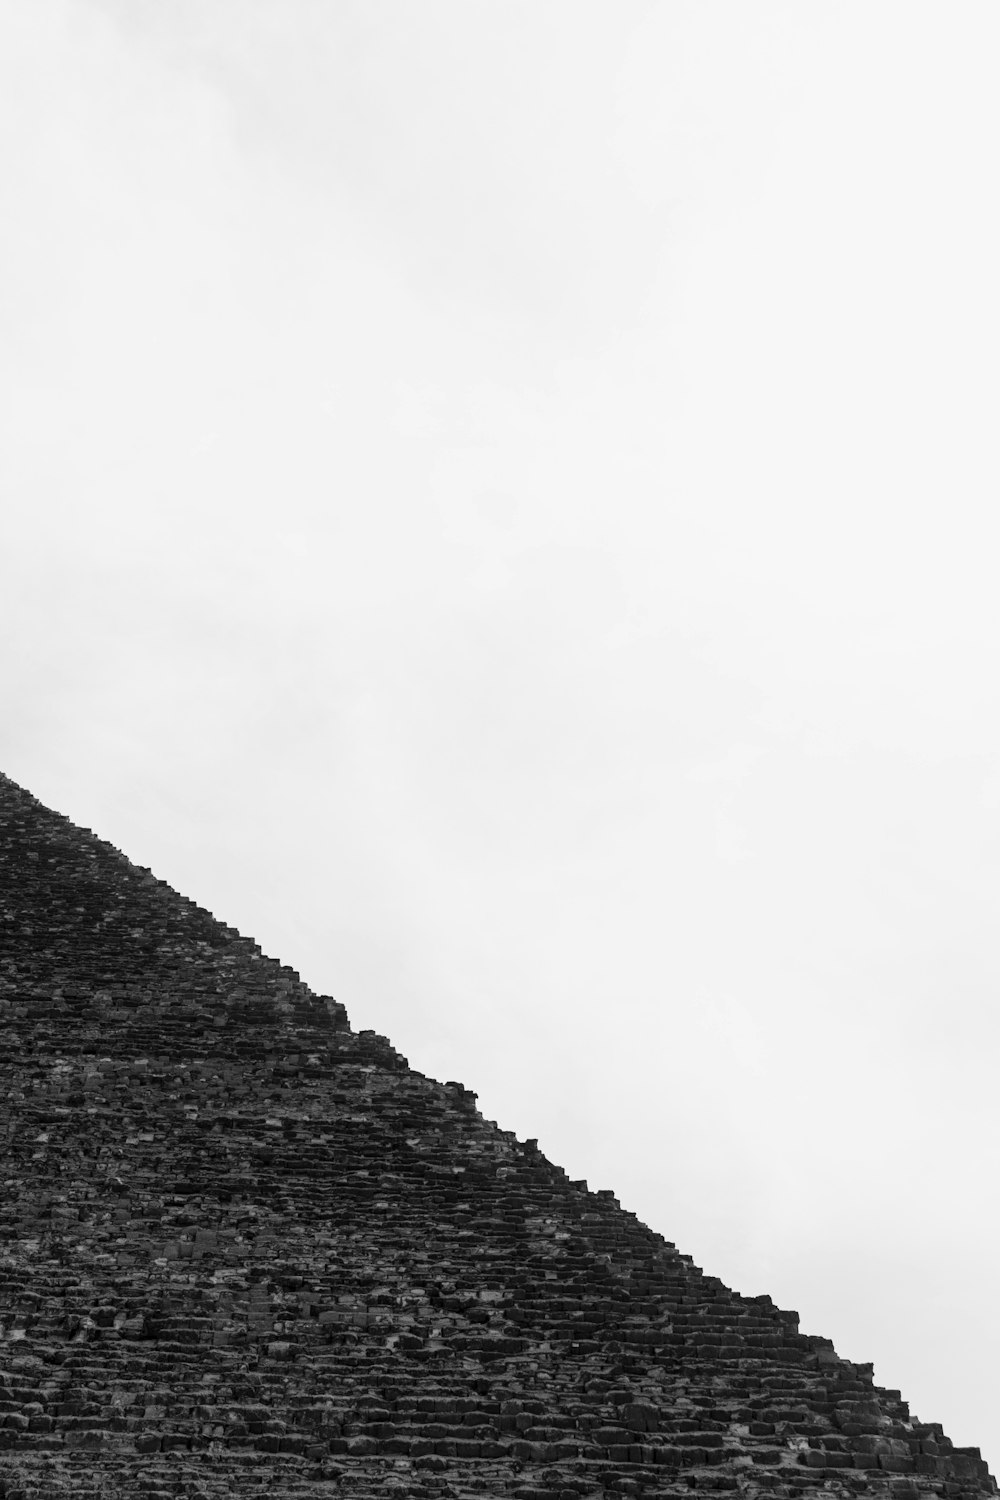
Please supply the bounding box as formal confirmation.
[0,771,994,1500]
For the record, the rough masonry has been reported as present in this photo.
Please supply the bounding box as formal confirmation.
[0,771,994,1499]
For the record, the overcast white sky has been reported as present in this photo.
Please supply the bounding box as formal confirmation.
[3,0,999,1469]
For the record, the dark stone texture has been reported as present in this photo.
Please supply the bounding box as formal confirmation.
[0,770,995,1498]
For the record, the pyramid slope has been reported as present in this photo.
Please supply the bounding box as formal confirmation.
[0,772,994,1500]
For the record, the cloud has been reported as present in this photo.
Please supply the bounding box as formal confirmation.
[4,0,1000,1468]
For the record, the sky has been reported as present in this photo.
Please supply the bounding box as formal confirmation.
[3,0,1000,1469]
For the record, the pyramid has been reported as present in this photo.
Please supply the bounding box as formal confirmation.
[0,772,993,1500]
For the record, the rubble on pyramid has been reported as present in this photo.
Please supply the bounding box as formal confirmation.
[0,771,995,1499]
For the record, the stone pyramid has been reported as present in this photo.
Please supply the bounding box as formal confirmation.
[0,771,994,1500]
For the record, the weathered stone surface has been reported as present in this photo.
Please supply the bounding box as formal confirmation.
[0,769,995,1498]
